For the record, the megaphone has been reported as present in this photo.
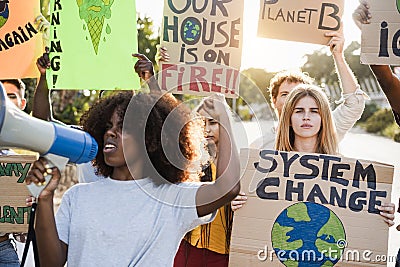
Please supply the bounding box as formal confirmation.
[0,82,97,163]
[0,82,98,195]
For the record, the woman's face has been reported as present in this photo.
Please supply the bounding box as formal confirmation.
[198,108,220,148]
[290,96,321,140]
[103,110,126,168]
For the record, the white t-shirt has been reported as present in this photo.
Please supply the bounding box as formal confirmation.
[76,161,104,183]
[55,177,215,267]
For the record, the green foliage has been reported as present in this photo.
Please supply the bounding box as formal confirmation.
[237,106,253,121]
[301,41,373,84]
[382,122,400,141]
[51,90,97,125]
[21,78,37,114]
[40,0,51,20]
[302,48,335,84]
[343,42,373,80]
[137,15,160,68]
[364,108,395,133]
[240,68,274,105]
[394,131,400,142]
[359,102,379,123]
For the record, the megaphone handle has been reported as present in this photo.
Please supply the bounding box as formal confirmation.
[26,154,68,198]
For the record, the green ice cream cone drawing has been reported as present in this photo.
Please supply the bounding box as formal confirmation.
[76,0,114,54]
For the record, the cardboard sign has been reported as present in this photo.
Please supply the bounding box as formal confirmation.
[159,0,244,98]
[0,155,37,233]
[230,148,393,267]
[47,0,140,90]
[257,0,344,45]
[360,0,400,65]
[0,0,42,79]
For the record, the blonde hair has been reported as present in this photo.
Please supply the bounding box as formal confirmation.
[275,84,338,155]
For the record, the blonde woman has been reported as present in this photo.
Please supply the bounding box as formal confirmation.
[233,85,395,226]
[275,84,339,155]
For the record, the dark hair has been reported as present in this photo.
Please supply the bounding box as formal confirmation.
[80,91,133,177]
[1,79,26,97]
[80,91,203,183]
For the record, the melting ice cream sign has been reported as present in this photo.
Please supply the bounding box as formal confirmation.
[47,0,139,90]
[49,0,114,87]
[77,0,114,55]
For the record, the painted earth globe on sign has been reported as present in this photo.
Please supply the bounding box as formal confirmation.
[271,202,346,267]
[182,18,200,44]
[0,0,9,29]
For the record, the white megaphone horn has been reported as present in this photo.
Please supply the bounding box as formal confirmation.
[0,82,98,196]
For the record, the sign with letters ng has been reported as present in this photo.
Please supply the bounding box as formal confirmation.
[47,0,140,90]
[257,0,344,45]
[159,0,244,98]
[0,155,37,233]
[360,0,400,65]
[230,149,393,267]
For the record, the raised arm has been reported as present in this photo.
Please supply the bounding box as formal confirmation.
[352,0,400,113]
[325,28,358,95]
[25,158,67,266]
[369,65,400,113]
[132,53,161,93]
[196,95,240,217]
[325,28,365,141]
[33,49,53,121]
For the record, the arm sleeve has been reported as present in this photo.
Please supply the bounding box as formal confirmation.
[55,188,73,245]
[171,183,216,234]
[332,87,368,141]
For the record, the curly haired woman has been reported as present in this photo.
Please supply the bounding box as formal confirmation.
[26,92,240,266]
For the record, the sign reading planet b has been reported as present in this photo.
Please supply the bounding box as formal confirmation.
[271,202,346,267]
[0,0,9,28]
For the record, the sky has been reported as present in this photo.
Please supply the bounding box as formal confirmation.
[136,0,361,72]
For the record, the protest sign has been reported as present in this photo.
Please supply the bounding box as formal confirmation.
[47,0,140,90]
[230,148,393,266]
[159,0,244,98]
[0,155,37,233]
[360,0,400,65]
[0,0,42,79]
[257,0,344,45]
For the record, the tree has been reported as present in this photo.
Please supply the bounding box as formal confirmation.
[302,41,374,85]
[240,68,275,105]
[302,48,336,84]
[343,41,373,80]
[137,15,160,66]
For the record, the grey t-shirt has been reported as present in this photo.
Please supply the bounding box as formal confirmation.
[76,161,103,183]
[56,177,215,266]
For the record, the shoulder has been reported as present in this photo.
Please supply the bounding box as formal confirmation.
[144,180,202,208]
[63,179,106,197]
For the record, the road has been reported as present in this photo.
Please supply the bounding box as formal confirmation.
[235,120,400,266]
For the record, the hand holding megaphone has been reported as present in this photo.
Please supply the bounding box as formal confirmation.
[0,82,98,197]
[26,156,63,199]
[26,153,68,197]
